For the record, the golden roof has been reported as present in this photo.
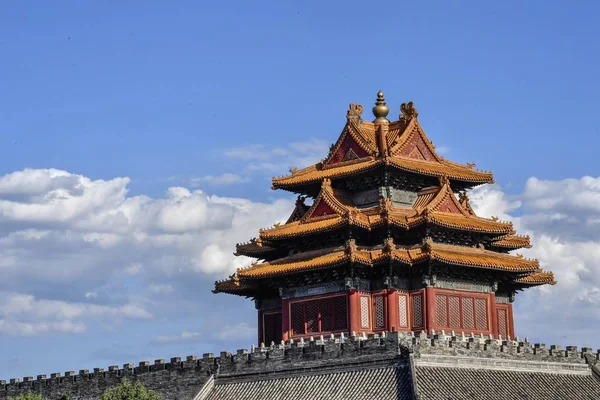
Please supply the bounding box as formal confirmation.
[272,107,493,191]
[489,235,532,250]
[234,238,278,257]
[515,270,556,285]
[257,179,513,241]
[233,240,539,280]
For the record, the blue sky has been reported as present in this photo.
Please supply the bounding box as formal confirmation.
[0,0,599,379]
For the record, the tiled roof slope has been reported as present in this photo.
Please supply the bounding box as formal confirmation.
[414,364,600,400]
[205,365,414,400]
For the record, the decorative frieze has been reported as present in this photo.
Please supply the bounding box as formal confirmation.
[430,277,495,293]
[351,187,418,208]
[388,188,418,207]
[280,281,346,299]
[344,277,371,292]
[352,189,380,208]
[281,279,369,300]
[255,298,283,311]
[495,293,514,304]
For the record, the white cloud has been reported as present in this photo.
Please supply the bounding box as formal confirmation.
[470,177,600,347]
[224,139,328,174]
[0,319,86,337]
[0,167,292,337]
[152,322,254,344]
[152,330,203,344]
[435,145,450,155]
[147,284,174,294]
[189,173,250,187]
[0,293,152,320]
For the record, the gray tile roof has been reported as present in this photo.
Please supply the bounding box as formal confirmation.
[204,364,414,400]
[414,364,600,400]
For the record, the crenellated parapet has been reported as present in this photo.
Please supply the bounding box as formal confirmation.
[406,330,598,371]
[2,332,599,399]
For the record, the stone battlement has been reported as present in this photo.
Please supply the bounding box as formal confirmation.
[2,331,598,400]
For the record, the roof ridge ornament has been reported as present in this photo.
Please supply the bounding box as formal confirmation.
[399,101,418,123]
[347,103,364,122]
[372,91,389,123]
[438,175,450,187]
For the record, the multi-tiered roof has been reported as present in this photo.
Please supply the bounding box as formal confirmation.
[214,92,554,298]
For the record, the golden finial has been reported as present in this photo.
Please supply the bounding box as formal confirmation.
[372,90,389,123]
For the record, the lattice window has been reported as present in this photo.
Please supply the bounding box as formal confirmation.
[462,297,475,329]
[448,296,461,329]
[291,303,304,336]
[360,296,370,328]
[435,295,448,327]
[333,296,348,330]
[413,294,423,327]
[374,296,385,329]
[263,312,282,345]
[475,298,488,330]
[398,295,408,327]
[290,296,348,337]
[305,301,319,333]
[320,298,333,332]
[497,308,508,338]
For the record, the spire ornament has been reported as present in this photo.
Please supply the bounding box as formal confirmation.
[372,91,389,123]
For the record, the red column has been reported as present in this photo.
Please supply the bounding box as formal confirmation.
[281,299,290,341]
[386,289,399,332]
[348,289,361,334]
[425,287,435,334]
[490,293,498,337]
[508,303,515,339]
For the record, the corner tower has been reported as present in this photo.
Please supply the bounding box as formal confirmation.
[214,91,554,345]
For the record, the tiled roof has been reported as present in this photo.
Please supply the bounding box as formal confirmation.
[272,112,494,191]
[489,234,532,250]
[272,156,492,190]
[232,241,538,279]
[414,364,600,400]
[427,242,539,272]
[257,182,513,241]
[204,365,414,400]
[515,270,556,285]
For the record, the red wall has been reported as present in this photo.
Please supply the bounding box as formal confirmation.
[261,288,514,344]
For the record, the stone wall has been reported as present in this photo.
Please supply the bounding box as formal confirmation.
[2,331,599,400]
